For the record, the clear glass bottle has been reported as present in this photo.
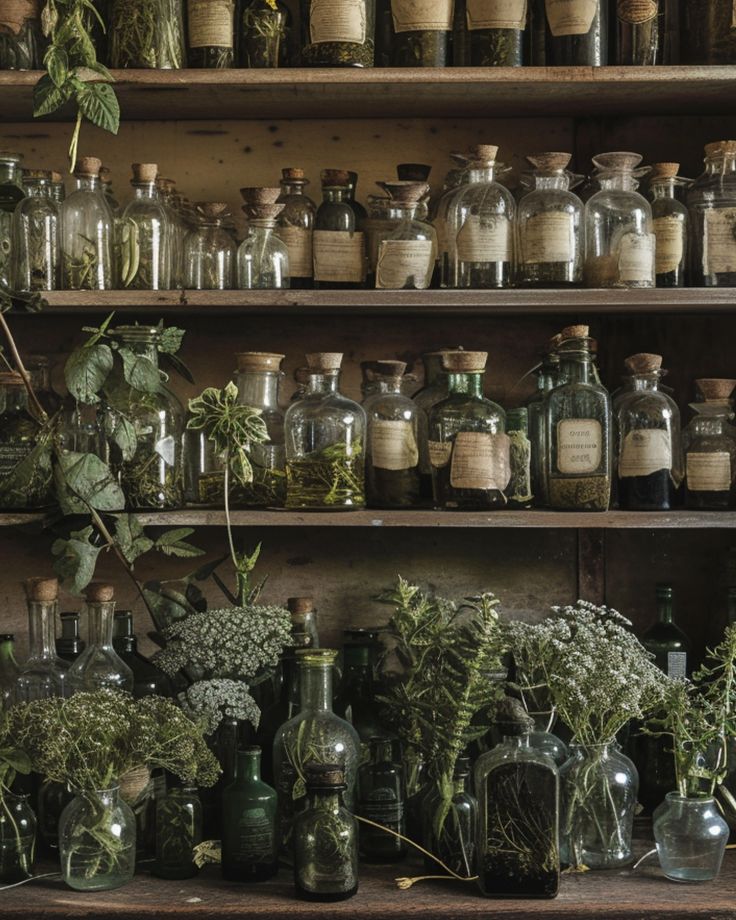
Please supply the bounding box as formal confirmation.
[654,793,729,882]
[688,141,736,288]
[15,577,69,703]
[433,155,469,288]
[119,163,171,291]
[240,0,289,65]
[12,169,59,292]
[474,731,560,898]
[112,611,173,698]
[643,584,690,678]
[294,764,359,901]
[238,189,289,289]
[545,325,611,511]
[0,0,41,68]
[187,0,235,67]
[506,408,533,509]
[0,633,19,710]
[284,352,366,510]
[685,378,736,510]
[390,0,452,65]
[357,737,407,862]
[68,583,134,693]
[153,785,202,879]
[56,612,86,663]
[649,162,689,288]
[313,170,366,290]
[183,419,225,508]
[276,168,316,289]
[0,371,52,511]
[184,202,235,290]
[364,360,421,509]
[526,346,559,507]
[422,757,478,877]
[615,0,664,64]
[0,792,36,884]
[614,353,682,512]
[60,156,115,291]
[156,176,185,288]
[0,152,24,294]
[373,181,436,290]
[300,0,375,66]
[544,0,608,65]
[413,349,451,502]
[222,747,278,881]
[448,144,515,289]
[517,152,583,287]
[466,0,527,65]
[109,0,186,67]
[584,151,655,289]
[681,0,736,64]
[429,350,510,511]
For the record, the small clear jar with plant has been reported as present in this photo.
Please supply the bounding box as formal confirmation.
[12,169,59,292]
[119,163,171,291]
[422,757,477,877]
[238,188,290,289]
[109,0,186,67]
[240,0,289,66]
[0,371,52,511]
[184,202,236,290]
[60,156,115,290]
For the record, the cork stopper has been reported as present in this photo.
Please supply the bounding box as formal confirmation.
[396,163,432,182]
[239,187,282,206]
[649,163,680,182]
[74,156,102,178]
[288,596,315,615]
[526,152,572,172]
[377,180,430,204]
[560,324,590,340]
[625,353,663,374]
[282,167,305,181]
[235,351,285,373]
[362,359,407,381]
[22,168,52,181]
[320,169,351,188]
[442,350,487,373]
[305,763,346,789]
[468,144,499,164]
[24,577,58,603]
[696,378,736,401]
[0,371,24,387]
[592,151,643,171]
[196,201,229,220]
[705,141,736,158]
[84,582,115,603]
[306,352,342,373]
[131,163,158,183]
[244,202,284,221]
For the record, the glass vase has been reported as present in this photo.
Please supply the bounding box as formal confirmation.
[0,793,36,883]
[653,793,729,882]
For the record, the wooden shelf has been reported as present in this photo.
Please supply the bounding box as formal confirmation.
[2,67,736,122]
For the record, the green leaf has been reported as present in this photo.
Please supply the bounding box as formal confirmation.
[64,341,113,404]
[114,514,154,565]
[52,525,101,594]
[119,346,161,394]
[75,81,120,135]
[0,747,31,775]
[158,327,185,355]
[160,352,195,385]
[74,61,114,82]
[58,450,125,511]
[155,527,196,547]
[143,582,198,634]
[155,528,203,559]
[45,45,68,88]
[110,413,137,462]
[33,73,70,117]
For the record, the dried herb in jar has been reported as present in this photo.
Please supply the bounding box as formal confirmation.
[0,0,43,69]
[187,0,235,67]
[109,0,186,68]
[390,0,451,65]
[300,0,375,66]
[466,0,527,66]
[240,0,289,67]
[286,442,364,509]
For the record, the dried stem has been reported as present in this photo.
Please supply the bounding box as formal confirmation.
[0,311,48,422]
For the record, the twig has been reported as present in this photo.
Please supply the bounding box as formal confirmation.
[88,507,150,611]
[0,310,48,422]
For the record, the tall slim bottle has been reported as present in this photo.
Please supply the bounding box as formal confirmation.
[642,584,690,679]
[68,583,134,693]
[15,577,69,702]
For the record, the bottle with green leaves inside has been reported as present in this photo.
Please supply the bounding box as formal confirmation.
[221,747,278,882]
[119,163,171,291]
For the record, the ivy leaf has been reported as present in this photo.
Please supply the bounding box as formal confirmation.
[114,514,154,565]
[119,346,161,394]
[64,341,113,405]
[45,46,68,88]
[110,413,137,462]
[155,528,203,559]
[51,525,102,594]
[75,81,120,135]
[58,451,125,511]
[33,73,71,117]
[158,326,185,355]
[0,747,31,776]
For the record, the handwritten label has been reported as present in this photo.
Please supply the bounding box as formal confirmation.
[391,0,453,31]
[450,431,511,491]
[376,239,434,289]
[313,230,365,283]
[619,429,672,478]
[687,452,732,492]
[187,0,234,47]
[466,0,527,30]
[521,211,575,264]
[703,209,736,276]
[545,0,598,36]
[618,232,655,284]
[371,419,419,471]
[556,419,602,474]
[617,0,657,23]
[456,215,511,263]
[310,0,366,43]
[653,216,684,276]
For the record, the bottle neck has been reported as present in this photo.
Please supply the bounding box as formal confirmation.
[706,154,736,175]
[307,372,339,396]
[533,173,570,191]
[237,370,281,410]
[300,663,333,712]
[250,219,276,233]
[307,789,343,810]
[87,601,116,649]
[467,165,497,183]
[371,740,394,764]
[372,378,402,395]
[657,591,674,625]
[281,181,307,197]
[322,187,348,204]
[132,182,158,200]
[236,749,262,783]
[448,371,483,396]
[632,374,661,392]
[650,180,677,200]
[119,338,159,366]
[387,203,417,221]
[75,175,101,193]
[559,352,593,384]
[25,182,53,199]
[452,774,468,796]
[598,173,638,192]
[27,600,58,660]
[0,162,18,184]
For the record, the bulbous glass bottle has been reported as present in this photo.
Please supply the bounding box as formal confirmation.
[0,371,52,510]
[649,162,690,288]
[68,583,134,693]
[12,169,59,292]
[184,202,235,290]
[313,170,366,290]
[684,379,736,510]
[687,141,736,288]
[119,163,171,290]
[276,168,316,289]
[238,192,289,289]
[60,156,115,290]
[373,180,436,290]
[653,793,729,882]
[15,577,69,703]
[0,152,24,293]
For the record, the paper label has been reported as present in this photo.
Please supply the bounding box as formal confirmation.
[187,0,234,47]
[556,419,602,474]
[619,429,672,478]
[450,431,511,491]
[618,232,655,283]
[235,810,276,860]
[616,0,657,23]
[653,216,684,275]
[391,0,453,31]
[544,0,598,36]
[277,225,313,278]
[376,239,434,290]
[312,230,365,283]
[309,0,366,43]
[456,215,511,263]
[154,435,176,467]
[371,419,419,471]
[521,212,575,264]
[0,0,38,34]
[667,651,687,680]
[687,452,732,492]
[466,0,527,30]
[703,209,736,276]
[0,443,29,476]
[428,440,452,468]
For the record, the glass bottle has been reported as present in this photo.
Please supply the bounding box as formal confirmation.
[334,637,384,754]
[300,0,375,66]
[448,144,515,290]
[12,169,59,292]
[429,350,510,511]
[184,201,235,290]
[55,612,86,663]
[649,162,689,288]
[105,324,184,510]
[643,584,690,678]
[50,170,65,204]
[346,172,367,227]
[183,416,225,508]
[240,0,289,65]
[413,349,452,502]
[681,0,736,64]
[0,0,41,68]
[109,0,186,67]
[294,764,359,901]
[615,0,664,64]
[0,634,19,710]
[526,346,559,508]
[99,167,120,217]
[0,371,52,511]
[545,325,612,512]
[0,152,24,294]
[60,156,115,290]
[153,785,202,879]
[364,193,393,284]
[156,176,185,288]
[313,170,366,290]
[364,360,421,509]
[475,731,560,898]
[288,596,320,650]
[506,408,533,509]
[390,0,452,65]
[222,747,278,881]
[423,757,478,877]
[685,378,736,510]
[0,792,36,884]
[25,354,62,417]
[284,352,366,510]
[544,0,608,65]
[112,610,173,698]
[276,168,316,289]
[687,141,736,288]
[238,190,289,289]
[68,583,134,693]
[433,155,469,288]
[466,0,527,65]
[584,151,655,289]
[357,737,406,862]
[653,793,729,882]
[187,0,235,67]
[119,163,171,291]
[373,181,436,290]
[516,152,584,288]
[15,577,69,703]
[615,353,682,512]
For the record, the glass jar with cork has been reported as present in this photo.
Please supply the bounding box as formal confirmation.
[276,168,316,290]
[119,163,171,291]
[687,141,736,288]
[373,181,436,290]
[300,0,375,66]
[543,0,608,65]
[313,169,366,290]
[184,202,235,290]
[237,188,290,289]
[648,163,690,289]
[684,379,736,510]
[60,156,115,290]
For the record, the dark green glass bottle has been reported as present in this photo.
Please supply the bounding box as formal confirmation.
[55,613,85,663]
[642,584,690,678]
[334,634,384,756]
[357,737,407,862]
[222,747,278,882]
[153,785,202,879]
[256,650,300,787]
[112,611,173,698]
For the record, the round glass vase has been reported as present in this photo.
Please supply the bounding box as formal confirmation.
[0,792,36,883]
[58,786,136,892]
[653,792,729,883]
[559,742,638,870]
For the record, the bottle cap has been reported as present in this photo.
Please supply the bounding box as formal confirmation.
[468,144,499,164]
[306,352,343,373]
[296,648,338,666]
[304,763,346,789]
[74,156,102,178]
[24,577,58,602]
[526,152,572,171]
[362,359,407,381]
[396,163,432,182]
[441,350,487,373]
[196,201,230,220]
[560,324,590,340]
[696,378,736,401]
[85,582,115,603]
[236,352,285,373]
[131,163,158,183]
[649,162,680,182]
[320,169,351,187]
[624,353,663,374]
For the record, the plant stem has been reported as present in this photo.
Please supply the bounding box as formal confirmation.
[0,311,48,422]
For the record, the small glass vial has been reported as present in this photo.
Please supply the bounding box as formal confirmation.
[120,162,171,290]
[0,371,52,511]
[313,169,366,290]
[466,0,527,65]
[506,408,533,509]
[614,353,682,512]
[68,583,134,693]
[221,747,278,882]
[685,378,736,510]
[544,0,608,65]
[240,0,289,66]
[422,757,478,877]
[300,0,375,67]
[15,577,69,703]
[688,141,736,288]
[390,0,452,65]
[545,325,612,512]
[238,188,290,289]
[12,169,59,292]
[60,156,115,290]
[56,612,86,663]
[649,162,689,289]
[276,168,316,289]
[284,352,366,510]
[430,350,510,511]
[448,144,515,290]
[357,737,407,862]
[156,176,186,287]
[294,764,359,902]
[0,152,24,293]
[517,152,583,288]
[187,0,235,67]
[153,784,202,879]
[373,181,436,290]
[184,201,236,290]
[526,343,559,508]
[0,634,19,710]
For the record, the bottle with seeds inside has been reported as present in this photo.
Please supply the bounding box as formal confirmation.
[681,0,736,63]
[543,0,608,65]
[184,202,236,290]
[12,169,59,292]
[389,0,452,65]
[284,352,366,510]
[276,168,316,289]
[0,371,52,510]
[60,156,115,290]
[313,170,366,290]
[300,0,375,66]
[648,163,689,289]
[615,0,664,64]
[119,163,171,290]
[0,0,42,68]
[687,141,736,288]
[238,187,290,289]
[684,379,736,510]
[0,152,25,292]
[187,0,235,66]
[506,408,533,509]
[109,0,186,67]
[466,0,528,65]
[373,181,436,290]
[240,0,289,66]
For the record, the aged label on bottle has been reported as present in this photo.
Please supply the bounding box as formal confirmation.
[235,807,276,860]
[360,789,403,827]
[653,216,684,276]
[371,419,419,471]
[391,0,453,32]
[276,226,313,279]
[703,209,736,276]
[466,0,527,30]
[556,419,602,474]
[312,230,365,283]
[687,452,732,492]
[0,443,29,476]
[667,651,687,680]
[428,440,453,468]
[376,239,434,290]
[456,215,511,263]
[309,0,367,43]
[450,431,511,491]
[521,212,575,264]
[616,0,657,23]
[187,0,234,47]
[618,232,655,284]
[0,0,39,34]
[619,429,672,478]
[544,0,598,36]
